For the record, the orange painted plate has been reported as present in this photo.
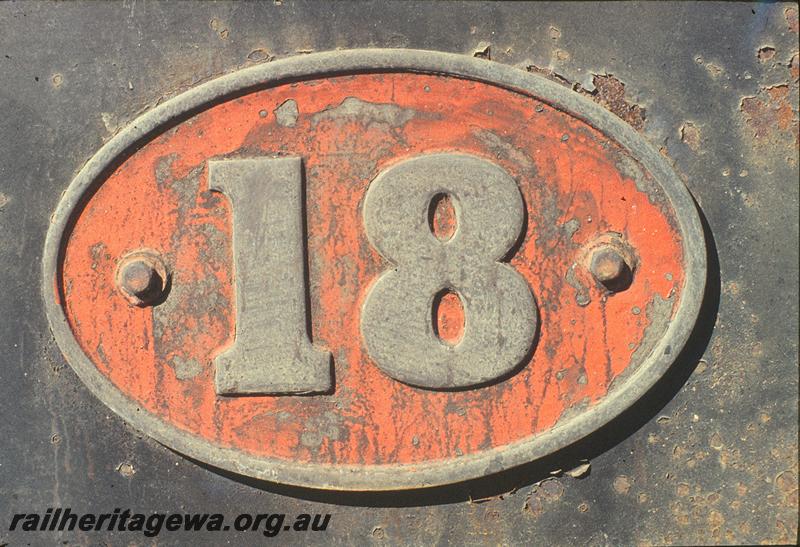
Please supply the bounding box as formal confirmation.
[43,49,705,490]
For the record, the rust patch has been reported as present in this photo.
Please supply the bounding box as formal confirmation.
[758,46,777,63]
[740,84,800,151]
[526,66,647,131]
[586,75,647,131]
[786,6,799,34]
[680,122,702,152]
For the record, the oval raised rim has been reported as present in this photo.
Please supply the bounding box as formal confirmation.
[42,48,706,491]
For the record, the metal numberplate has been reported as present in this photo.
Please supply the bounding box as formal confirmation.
[43,49,705,490]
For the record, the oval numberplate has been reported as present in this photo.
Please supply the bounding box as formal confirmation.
[43,49,705,490]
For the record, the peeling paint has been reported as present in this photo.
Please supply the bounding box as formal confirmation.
[311,96,418,127]
[274,98,299,127]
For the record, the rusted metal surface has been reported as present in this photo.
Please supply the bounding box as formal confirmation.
[1,1,798,544]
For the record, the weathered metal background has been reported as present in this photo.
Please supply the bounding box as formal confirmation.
[1,1,797,544]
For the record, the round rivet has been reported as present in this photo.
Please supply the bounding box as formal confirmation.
[590,246,633,292]
[116,250,169,306]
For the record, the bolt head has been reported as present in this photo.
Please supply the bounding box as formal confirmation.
[116,251,169,306]
[122,260,158,294]
[590,246,633,292]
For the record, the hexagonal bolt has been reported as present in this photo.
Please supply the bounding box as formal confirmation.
[115,251,169,306]
[590,246,633,292]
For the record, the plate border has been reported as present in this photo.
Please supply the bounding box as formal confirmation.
[42,48,706,491]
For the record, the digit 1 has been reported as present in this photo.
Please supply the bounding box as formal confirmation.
[208,157,331,395]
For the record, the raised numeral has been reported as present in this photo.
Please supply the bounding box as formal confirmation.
[211,153,537,394]
[360,153,538,388]
[209,157,331,395]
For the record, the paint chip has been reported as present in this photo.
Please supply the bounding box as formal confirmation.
[566,462,591,478]
[274,99,299,127]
